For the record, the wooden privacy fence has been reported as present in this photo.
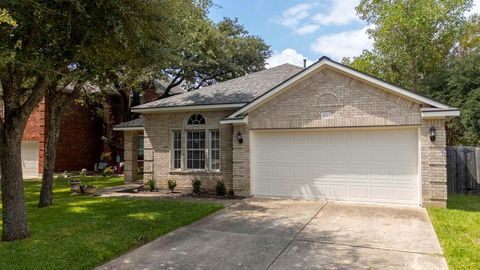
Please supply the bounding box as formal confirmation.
[447,146,480,195]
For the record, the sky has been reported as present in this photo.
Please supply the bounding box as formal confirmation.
[208,0,480,68]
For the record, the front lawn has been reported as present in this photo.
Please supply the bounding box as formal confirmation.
[0,176,223,270]
[428,195,480,270]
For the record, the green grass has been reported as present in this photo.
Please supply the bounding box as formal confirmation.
[428,195,480,270]
[0,176,223,270]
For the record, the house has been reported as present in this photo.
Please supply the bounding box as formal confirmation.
[2,98,104,178]
[115,57,459,207]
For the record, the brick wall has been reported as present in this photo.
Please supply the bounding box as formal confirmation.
[23,98,46,174]
[232,124,250,196]
[249,67,421,129]
[54,104,103,172]
[421,119,447,207]
[143,110,234,191]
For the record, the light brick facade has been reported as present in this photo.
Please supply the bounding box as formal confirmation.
[141,67,450,207]
[143,110,234,191]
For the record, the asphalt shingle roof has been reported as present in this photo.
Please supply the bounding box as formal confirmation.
[114,117,144,129]
[133,64,303,109]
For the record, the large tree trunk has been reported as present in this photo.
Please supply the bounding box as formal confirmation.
[38,87,78,208]
[0,127,29,241]
[38,90,64,208]
[0,112,29,241]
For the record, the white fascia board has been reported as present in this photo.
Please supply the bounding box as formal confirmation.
[112,127,144,131]
[421,109,460,119]
[228,58,451,119]
[220,116,248,125]
[132,103,246,113]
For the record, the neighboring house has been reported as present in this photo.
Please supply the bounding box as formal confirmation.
[115,57,459,207]
[3,98,104,178]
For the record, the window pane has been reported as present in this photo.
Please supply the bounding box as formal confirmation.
[172,131,181,169]
[187,131,206,169]
[210,130,220,170]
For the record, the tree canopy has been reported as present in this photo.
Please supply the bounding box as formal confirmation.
[343,0,480,145]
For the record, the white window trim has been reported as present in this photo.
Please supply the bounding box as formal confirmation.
[171,130,182,170]
[209,129,221,171]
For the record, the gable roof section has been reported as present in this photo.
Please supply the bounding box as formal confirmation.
[225,57,458,120]
[132,64,303,113]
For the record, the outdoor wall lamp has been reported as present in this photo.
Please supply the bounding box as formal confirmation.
[236,131,243,144]
[429,126,436,142]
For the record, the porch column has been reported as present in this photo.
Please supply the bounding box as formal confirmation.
[124,131,138,183]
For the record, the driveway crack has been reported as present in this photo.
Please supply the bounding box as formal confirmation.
[265,201,328,270]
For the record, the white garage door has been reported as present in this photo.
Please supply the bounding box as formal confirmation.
[251,128,419,205]
[21,141,39,179]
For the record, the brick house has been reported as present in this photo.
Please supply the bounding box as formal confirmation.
[4,98,104,178]
[117,57,459,207]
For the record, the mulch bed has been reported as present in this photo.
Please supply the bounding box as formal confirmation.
[117,186,243,200]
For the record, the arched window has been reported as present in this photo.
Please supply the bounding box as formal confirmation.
[187,114,206,125]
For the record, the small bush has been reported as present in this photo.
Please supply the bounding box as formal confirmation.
[146,180,156,191]
[216,181,226,196]
[192,178,201,194]
[167,179,177,192]
[103,167,113,177]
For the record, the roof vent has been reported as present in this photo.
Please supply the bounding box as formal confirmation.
[303,59,307,68]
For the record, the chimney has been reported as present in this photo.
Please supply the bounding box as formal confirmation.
[303,58,307,68]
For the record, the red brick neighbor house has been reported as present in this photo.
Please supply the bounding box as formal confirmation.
[117,57,460,207]
[15,98,104,178]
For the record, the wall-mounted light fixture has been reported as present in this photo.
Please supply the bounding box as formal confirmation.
[429,126,436,142]
[236,131,243,144]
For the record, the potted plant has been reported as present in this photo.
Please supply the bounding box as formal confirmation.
[69,179,81,193]
[84,185,97,195]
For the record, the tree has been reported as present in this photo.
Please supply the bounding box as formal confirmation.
[161,17,271,97]
[36,0,211,209]
[344,0,472,92]
[0,0,198,241]
[423,52,480,145]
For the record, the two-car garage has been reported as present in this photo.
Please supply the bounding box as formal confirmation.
[251,128,420,205]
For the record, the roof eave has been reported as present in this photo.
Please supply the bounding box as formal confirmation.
[132,103,246,113]
[113,127,145,131]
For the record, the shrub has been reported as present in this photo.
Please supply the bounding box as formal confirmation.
[192,178,201,194]
[103,166,113,177]
[100,152,111,162]
[216,181,226,196]
[146,180,156,191]
[167,179,177,192]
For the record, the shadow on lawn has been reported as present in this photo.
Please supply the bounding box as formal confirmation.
[447,195,480,212]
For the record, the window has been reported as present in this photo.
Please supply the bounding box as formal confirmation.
[210,130,220,170]
[187,114,206,125]
[172,130,182,169]
[137,136,144,161]
[187,130,205,169]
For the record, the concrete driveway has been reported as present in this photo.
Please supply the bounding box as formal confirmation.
[97,198,448,270]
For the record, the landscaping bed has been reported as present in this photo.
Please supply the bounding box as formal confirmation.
[0,176,223,270]
[118,186,244,200]
[428,195,480,270]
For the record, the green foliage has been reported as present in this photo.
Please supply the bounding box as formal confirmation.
[0,176,222,270]
[428,195,480,270]
[146,180,156,192]
[100,152,111,162]
[161,17,271,95]
[346,0,472,91]
[102,167,113,177]
[215,181,226,196]
[192,178,202,194]
[423,52,480,145]
[167,179,177,192]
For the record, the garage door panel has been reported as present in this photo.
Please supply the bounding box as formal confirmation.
[21,142,39,178]
[252,128,419,205]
